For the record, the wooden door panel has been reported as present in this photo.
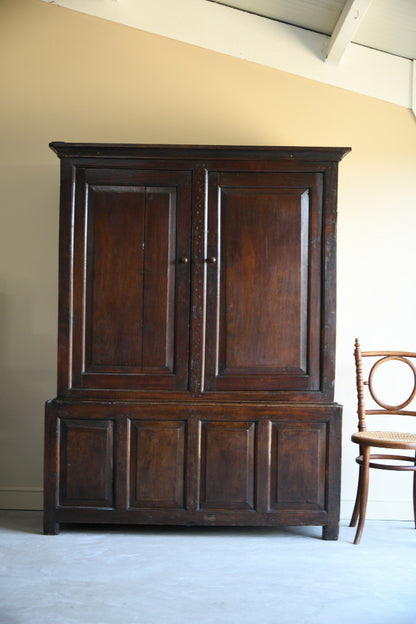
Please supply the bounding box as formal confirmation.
[71,169,191,391]
[204,171,322,392]
[270,422,326,511]
[200,421,256,510]
[87,186,146,368]
[129,420,186,509]
[59,419,114,507]
[219,188,309,372]
[142,190,176,371]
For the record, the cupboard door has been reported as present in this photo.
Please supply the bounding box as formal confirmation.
[59,418,114,508]
[200,421,256,510]
[204,171,322,392]
[270,422,326,511]
[68,169,191,392]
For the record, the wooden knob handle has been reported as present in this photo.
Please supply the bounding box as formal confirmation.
[206,256,217,264]
[178,256,189,264]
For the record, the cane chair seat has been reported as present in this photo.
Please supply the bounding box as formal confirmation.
[350,339,416,544]
[352,430,416,448]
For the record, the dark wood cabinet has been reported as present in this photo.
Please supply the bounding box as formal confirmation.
[44,143,349,537]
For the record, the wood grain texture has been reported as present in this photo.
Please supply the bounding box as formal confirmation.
[200,421,256,510]
[130,420,186,509]
[59,418,114,508]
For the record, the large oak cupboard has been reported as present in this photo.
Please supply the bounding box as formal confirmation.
[44,143,350,537]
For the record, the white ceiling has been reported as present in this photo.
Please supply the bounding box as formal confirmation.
[40,0,416,114]
[211,0,416,60]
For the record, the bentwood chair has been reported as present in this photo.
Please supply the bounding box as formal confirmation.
[350,338,416,544]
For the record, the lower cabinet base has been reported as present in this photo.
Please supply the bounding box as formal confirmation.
[45,509,339,540]
[44,400,342,540]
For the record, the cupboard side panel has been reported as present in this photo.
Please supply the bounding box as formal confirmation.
[44,402,60,534]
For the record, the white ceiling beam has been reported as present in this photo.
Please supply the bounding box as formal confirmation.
[39,0,413,111]
[326,0,373,63]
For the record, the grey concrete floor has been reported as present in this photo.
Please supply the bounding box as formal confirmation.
[0,511,415,624]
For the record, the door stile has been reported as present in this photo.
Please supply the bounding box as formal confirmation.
[186,415,201,511]
[256,418,271,512]
[115,414,130,511]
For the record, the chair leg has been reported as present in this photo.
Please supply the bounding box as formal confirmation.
[350,462,363,528]
[354,446,370,545]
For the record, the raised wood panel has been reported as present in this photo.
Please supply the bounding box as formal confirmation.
[270,422,326,511]
[220,188,309,371]
[87,186,146,369]
[86,185,175,371]
[200,421,256,510]
[204,171,322,392]
[59,419,114,507]
[129,420,186,509]
[141,189,176,371]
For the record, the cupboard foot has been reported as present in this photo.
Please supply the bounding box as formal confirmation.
[322,522,339,540]
[43,516,59,535]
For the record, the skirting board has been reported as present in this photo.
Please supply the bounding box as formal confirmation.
[341,499,415,522]
[0,487,43,511]
[0,489,414,520]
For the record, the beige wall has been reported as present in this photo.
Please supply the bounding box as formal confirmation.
[1,0,416,517]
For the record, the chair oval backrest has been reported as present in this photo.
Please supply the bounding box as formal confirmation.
[354,338,416,432]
